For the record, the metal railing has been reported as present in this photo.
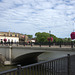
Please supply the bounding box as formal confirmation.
[0,54,73,75]
[0,41,75,48]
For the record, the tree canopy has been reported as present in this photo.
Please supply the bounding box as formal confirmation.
[35,32,58,43]
[35,32,72,43]
[27,35,33,39]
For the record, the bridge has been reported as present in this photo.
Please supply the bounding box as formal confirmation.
[0,45,75,65]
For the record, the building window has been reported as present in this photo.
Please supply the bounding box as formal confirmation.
[4,34,6,36]
[10,34,12,36]
[15,34,17,37]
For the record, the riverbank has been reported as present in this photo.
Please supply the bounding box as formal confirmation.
[0,64,16,72]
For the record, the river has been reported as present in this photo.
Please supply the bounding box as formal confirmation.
[0,64,16,72]
[0,51,75,72]
[0,52,49,72]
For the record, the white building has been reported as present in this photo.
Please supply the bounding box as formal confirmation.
[0,31,29,43]
[0,36,19,43]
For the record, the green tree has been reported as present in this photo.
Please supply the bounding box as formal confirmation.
[35,32,49,42]
[57,38,63,43]
[35,32,58,43]
[27,35,33,39]
[67,38,71,42]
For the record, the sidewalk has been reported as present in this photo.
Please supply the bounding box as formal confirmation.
[12,44,73,48]
[0,44,74,48]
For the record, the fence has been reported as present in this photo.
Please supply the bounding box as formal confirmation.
[0,54,75,75]
[0,41,75,48]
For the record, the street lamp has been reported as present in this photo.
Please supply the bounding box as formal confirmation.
[70,21,75,48]
[49,31,51,37]
[49,31,51,47]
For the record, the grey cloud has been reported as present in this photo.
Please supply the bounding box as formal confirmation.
[0,0,75,38]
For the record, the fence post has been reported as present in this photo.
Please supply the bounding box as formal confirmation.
[49,41,50,47]
[67,54,70,75]
[39,42,41,47]
[59,41,61,48]
[31,42,32,47]
[71,41,73,49]
[17,65,21,75]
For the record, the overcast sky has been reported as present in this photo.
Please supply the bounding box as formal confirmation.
[0,0,75,38]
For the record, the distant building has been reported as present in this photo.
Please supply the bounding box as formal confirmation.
[31,38,36,43]
[27,38,36,44]
[0,36,19,43]
[19,34,28,42]
[0,31,28,43]
[0,31,19,43]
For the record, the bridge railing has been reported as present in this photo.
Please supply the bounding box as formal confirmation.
[0,41,75,48]
[0,54,72,75]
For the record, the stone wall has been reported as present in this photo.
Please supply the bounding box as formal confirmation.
[0,54,6,64]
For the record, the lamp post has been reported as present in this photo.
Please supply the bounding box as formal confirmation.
[49,31,51,37]
[23,35,25,46]
[49,31,51,47]
[70,21,75,48]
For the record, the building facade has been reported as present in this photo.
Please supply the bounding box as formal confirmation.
[0,31,28,43]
